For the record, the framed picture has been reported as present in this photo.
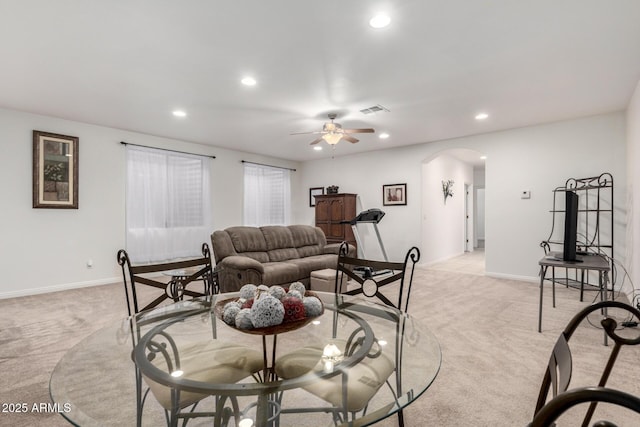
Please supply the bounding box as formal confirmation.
[309,187,324,207]
[383,183,407,206]
[33,130,79,209]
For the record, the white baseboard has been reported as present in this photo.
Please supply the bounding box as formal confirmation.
[0,277,120,300]
[486,271,538,283]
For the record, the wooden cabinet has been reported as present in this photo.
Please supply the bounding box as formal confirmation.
[314,193,357,248]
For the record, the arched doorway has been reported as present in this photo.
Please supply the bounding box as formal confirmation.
[421,149,485,271]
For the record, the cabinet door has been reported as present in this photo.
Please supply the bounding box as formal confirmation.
[327,198,345,239]
[329,198,344,222]
[316,199,330,221]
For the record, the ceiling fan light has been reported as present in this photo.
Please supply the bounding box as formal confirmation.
[322,133,342,145]
[369,14,391,28]
[324,122,339,132]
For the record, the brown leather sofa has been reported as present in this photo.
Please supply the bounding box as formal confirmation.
[211,225,352,293]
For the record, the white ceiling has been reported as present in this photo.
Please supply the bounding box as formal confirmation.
[1,1,640,162]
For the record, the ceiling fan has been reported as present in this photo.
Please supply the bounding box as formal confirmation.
[291,113,375,146]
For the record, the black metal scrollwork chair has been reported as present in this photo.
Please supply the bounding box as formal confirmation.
[118,243,216,316]
[529,386,640,427]
[533,300,640,427]
[275,243,420,426]
[117,243,263,427]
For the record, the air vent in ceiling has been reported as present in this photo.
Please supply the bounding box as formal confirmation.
[360,104,390,115]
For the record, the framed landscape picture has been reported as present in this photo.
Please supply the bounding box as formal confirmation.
[383,183,407,206]
[309,187,324,207]
[33,130,79,209]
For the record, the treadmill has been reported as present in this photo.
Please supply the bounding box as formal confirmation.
[347,208,392,277]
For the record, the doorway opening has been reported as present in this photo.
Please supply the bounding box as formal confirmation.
[421,149,485,274]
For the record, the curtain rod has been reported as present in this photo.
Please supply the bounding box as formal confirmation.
[241,160,296,172]
[120,141,216,159]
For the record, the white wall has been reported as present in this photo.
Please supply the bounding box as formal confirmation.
[297,145,424,262]
[476,188,486,243]
[298,112,627,282]
[1,108,628,297]
[627,79,640,299]
[0,108,299,298]
[473,168,486,247]
[421,154,474,265]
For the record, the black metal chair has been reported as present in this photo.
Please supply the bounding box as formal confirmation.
[275,243,420,426]
[335,242,420,313]
[117,243,217,317]
[117,243,263,426]
[533,300,640,427]
[529,386,640,427]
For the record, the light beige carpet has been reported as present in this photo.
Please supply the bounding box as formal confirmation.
[1,257,640,426]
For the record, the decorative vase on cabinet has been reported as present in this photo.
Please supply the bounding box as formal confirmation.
[314,193,357,250]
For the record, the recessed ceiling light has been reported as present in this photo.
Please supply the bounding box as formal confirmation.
[241,76,257,86]
[172,110,187,118]
[313,146,323,151]
[379,132,390,139]
[480,155,487,160]
[369,14,391,29]
[475,113,489,120]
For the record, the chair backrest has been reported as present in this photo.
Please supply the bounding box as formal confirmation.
[534,300,640,426]
[335,242,420,312]
[117,243,215,317]
[529,386,640,427]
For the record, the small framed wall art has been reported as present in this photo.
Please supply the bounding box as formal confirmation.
[33,130,79,209]
[383,183,407,206]
[309,187,324,207]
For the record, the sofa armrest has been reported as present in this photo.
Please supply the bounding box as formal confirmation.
[323,243,356,257]
[219,255,265,273]
[217,255,266,293]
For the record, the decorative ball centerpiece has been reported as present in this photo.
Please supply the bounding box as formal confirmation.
[216,282,324,334]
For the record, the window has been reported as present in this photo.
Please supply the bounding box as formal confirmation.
[243,163,291,226]
[125,145,212,263]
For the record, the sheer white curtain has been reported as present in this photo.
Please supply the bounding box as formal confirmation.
[243,163,291,226]
[126,145,212,263]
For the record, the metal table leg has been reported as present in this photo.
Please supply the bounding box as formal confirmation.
[538,265,547,333]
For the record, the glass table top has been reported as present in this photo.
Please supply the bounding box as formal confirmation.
[50,292,441,426]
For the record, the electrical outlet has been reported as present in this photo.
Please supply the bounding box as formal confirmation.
[86,259,93,268]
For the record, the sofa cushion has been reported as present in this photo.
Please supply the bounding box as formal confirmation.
[261,226,295,249]
[289,225,326,247]
[261,262,300,286]
[226,227,269,262]
[261,226,299,262]
[285,255,338,279]
[290,225,325,257]
[267,248,299,262]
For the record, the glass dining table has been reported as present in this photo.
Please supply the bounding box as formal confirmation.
[50,291,441,427]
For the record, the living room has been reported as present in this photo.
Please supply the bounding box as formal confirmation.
[0,105,635,298]
[1,2,639,299]
[2,2,640,425]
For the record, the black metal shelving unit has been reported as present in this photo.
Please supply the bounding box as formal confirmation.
[541,173,614,293]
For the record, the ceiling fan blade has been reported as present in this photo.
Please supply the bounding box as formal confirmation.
[291,131,323,135]
[343,135,359,143]
[309,137,324,145]
[344,128,375,134]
